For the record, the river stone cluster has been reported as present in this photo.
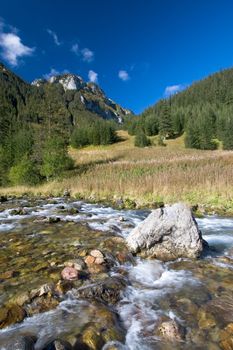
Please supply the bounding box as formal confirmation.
[126,202,206,261]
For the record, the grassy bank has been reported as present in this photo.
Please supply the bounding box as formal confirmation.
[1,131,233,214]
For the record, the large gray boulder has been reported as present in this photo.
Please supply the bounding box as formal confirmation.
[126,203,206,261]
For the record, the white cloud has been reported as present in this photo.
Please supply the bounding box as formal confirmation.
[118,70,130,81]
[88,70,98,83]
[43,68,60,80]
[81,48,94,62]
[0,32,35,66]
[164,84,185,97]
[71,43,79,55]
[43,68,69,80]
[47,29,61,46]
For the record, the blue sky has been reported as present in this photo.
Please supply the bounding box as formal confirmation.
[1,0,233,113]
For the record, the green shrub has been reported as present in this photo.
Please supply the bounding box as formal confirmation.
[134,131,151,147]
[71,128,89,148]
[9,156,41,185]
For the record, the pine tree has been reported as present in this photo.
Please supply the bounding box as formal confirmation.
[159,100,174,138]
[41,136,74,180]
[222,116,233,150]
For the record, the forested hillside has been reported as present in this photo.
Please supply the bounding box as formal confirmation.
[125,67,233,150]
[0,63,130,186]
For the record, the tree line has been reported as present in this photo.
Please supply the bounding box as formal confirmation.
[124,67,233,150]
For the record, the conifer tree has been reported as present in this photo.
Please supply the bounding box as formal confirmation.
[159,100,174,138]
[222,116,233,150]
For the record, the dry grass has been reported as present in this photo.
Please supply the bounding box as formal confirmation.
[2,130,233,210]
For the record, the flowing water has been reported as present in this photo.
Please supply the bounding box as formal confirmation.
[0,197,232,349]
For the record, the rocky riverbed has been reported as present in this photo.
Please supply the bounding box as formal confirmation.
[0,197,232,350]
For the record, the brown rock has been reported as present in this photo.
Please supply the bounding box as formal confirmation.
[64,259,85,271]
[81,326,104,350]
[61,267,79,281]
[90,249,104,259]
[95,257,105,265]
[30,283,54,299]
[198,308,216,330]
[26,295,59,316]
[88,264,107,274]
[85,255,96,266]
[43,339,72,350]
[55,280,75,295]
[74,277,126,304]
[0,304,26,329]
[0,270,17,279]
[8,292,30,306]
[220,323,233,350]
[206,296,233,326]
[158,320,185,341]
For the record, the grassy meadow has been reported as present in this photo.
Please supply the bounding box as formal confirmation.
[2,130,233,213]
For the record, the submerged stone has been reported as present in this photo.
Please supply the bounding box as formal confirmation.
[158,320,186,341]
[220,323,233,350]
[61,266,79,280]
[0,336,35,350]
[0,304,26,329]
[74,277,126,304]
[42,339,72,350]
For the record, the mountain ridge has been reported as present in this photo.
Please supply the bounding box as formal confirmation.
[0,63,132,129]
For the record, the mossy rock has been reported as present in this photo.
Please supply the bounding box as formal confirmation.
[0,304,26,328]
[123,198,136,209]
[81,326,105,350]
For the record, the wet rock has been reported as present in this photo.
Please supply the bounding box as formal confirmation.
[31,262,48,272]
[30,283,55,299]
[9,208,27,216]
[90,249,104,259]
[85,255,96,265]
[116,252,135,265]
[206,296,233,326]
[85,251,106,273]
[0,304,26,328]
[48,217,61,223]
[43,339,72,350]
[158,320,186,341]
[123,198,136,209]
[57,205,65,210]
[0,195,7,202]
[78,325,105,350]
[55,280,75,295]
[26,295,59,316]
[220,323,233,350]
[8,291,30,306]
[95,257,105,265]
[63,259,85,271]
[61,266,79,280]
[101,342,125,350]
[74,277,126,304]
[34,216,60,224]
[0,270,18,279]
[66,207,79,215]
[0,336,35,350]
[126,202,206,261]
[198,308,216,329]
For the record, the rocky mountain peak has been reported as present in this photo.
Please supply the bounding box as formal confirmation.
[29,69,133,122]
